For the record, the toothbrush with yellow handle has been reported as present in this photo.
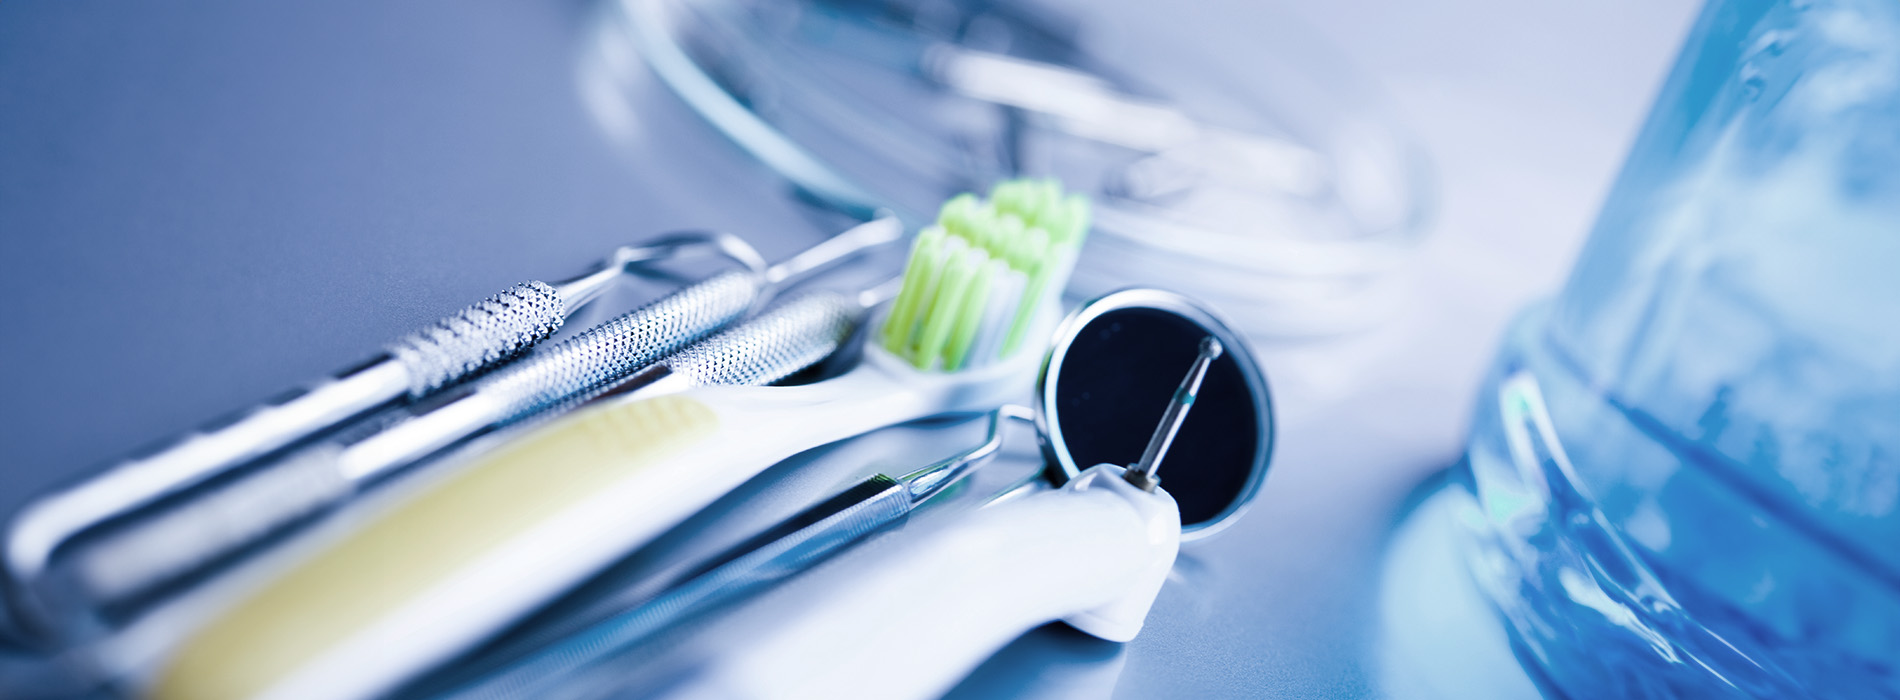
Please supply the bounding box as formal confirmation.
[146,180,1090,700]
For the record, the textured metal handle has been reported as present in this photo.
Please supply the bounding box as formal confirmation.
[479,270,763,423]
[386,281,566,397]
[4,281,566,640]
[20,272,778,633]
[664,290,861,389]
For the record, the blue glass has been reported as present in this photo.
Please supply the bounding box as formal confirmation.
[1457,0,1900,697]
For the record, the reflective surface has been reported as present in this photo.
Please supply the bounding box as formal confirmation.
[0,0,1700,697]
[1038,291,1271,535]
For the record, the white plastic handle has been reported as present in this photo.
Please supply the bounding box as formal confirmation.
[144,347,1039,700]
[678,464,1180,700]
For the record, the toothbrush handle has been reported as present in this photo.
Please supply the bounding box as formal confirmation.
[442,475,911,700]
[148,374,919,700]
[448,407,1024,698]
[682,465,1179,700]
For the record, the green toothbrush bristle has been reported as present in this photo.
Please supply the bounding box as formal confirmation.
[881,179,1090,371]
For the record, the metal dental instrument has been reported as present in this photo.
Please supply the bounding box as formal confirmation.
[428,291,1272,700]
[9,217,902,640]
[423,405,1033,700]
[0,228,759,642]
[607,277,906,402]
[653,290,1271,700]
[1123,336,1222,493]
[0,278,909,700]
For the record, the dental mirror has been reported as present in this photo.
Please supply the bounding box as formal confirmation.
[632,289,1277,700]
[1037,288,1274,539]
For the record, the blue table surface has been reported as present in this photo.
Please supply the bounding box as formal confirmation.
[0,1,1698,697]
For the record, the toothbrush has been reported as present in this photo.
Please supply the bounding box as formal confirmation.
[26,218,901,630]
[662,337,1222,700]
[146,179,1089,700]
[0,229,761,639]
[428,404,1034,700]
[6,283,896,699]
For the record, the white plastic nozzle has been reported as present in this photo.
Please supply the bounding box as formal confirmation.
[676,463,1180,700]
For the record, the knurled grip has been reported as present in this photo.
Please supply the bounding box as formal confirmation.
[666,291,860,388]
[60,273,763,607]
[481,270,763,422]
[387,281,566,397]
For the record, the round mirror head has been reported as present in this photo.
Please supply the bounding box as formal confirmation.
[1035,289,1274,540]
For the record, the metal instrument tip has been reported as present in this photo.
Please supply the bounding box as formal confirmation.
[1200,337,1224,361]
[1125,335,1223,492]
